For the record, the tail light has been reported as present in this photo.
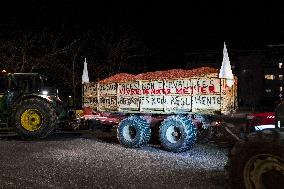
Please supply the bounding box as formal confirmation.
[211,119,222,127]
[57,96,62,102]
[47,96,52,101]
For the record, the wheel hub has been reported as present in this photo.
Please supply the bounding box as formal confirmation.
[122,125,137,141]
[244,154,284,189]
[21,109,43,131]
[166,126,181,143]
[129,126,137,139]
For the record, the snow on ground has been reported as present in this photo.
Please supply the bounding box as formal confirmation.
[0,132,230,189]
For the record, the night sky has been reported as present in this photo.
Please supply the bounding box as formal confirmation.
[2,1,283,49]
[1,0,284,103]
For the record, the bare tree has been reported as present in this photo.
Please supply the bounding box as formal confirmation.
[53,34,90,106]
[89,25,148,78]
[0,25,148,106]
[0,29,76,73]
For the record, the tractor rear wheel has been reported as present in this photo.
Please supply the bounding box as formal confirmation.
[12,98,57,139]
[159,115,197,152]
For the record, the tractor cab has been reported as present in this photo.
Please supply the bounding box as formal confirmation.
[0,73,49,108]
[8,73,46,94]
[0,73,46,121]
[0,72,46,94]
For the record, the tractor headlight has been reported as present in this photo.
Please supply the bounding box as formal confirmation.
[42,90,48,95]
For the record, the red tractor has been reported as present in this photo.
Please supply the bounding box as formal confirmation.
[227,103,284,189]
[241,112,276,137]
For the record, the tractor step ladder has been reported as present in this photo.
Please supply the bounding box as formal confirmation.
[0,118,9,127]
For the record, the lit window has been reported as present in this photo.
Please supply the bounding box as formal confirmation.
[265,75,275,80]
[280,87,283,91]
[279,62,283,69]
[280,75,283,80]
[265,89,272,93]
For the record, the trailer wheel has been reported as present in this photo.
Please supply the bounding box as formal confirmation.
[159,115,197,152]
[117,116,151,148]
[12,98,57,139]
[226,129,284,189]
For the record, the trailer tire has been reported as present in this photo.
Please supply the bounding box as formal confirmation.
[12,98,57,139]
[226,129,284,189]
[117,116,151,148]
[159,115,197,152]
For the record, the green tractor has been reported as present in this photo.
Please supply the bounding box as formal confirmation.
[0,72,64,139]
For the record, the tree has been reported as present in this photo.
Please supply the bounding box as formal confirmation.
[52,33,90,107]
[0,29,74,73]
[0,28,87,106]
[88,25,148,79]
[0,25,149,106]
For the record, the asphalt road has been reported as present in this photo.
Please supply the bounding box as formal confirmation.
[0,130,231,189]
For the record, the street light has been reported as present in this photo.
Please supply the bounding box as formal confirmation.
[68,95,73,107]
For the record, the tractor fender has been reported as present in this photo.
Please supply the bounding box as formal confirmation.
[11,94,53,110]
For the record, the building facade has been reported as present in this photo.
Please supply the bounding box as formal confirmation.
[263,46,284,106]
[184,46,284,110]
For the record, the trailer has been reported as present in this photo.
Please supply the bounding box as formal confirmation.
[82,67,237,152]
